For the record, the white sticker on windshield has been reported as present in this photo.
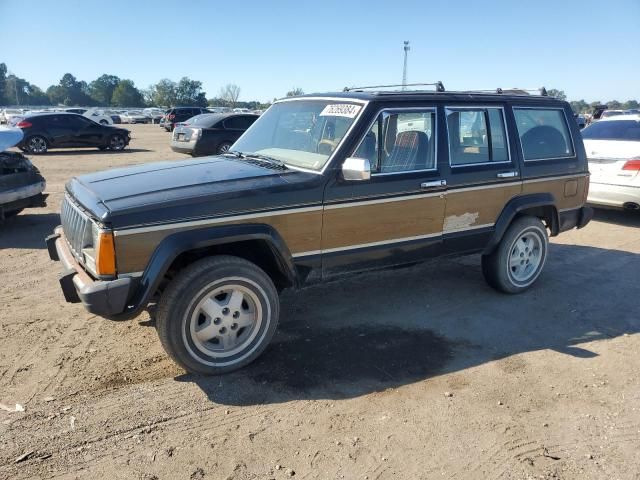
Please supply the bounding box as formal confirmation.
[319,104,361,118]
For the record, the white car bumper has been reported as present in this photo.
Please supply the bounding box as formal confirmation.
[588,181,640,208]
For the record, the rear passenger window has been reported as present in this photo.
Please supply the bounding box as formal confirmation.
[224,116,255,129]
[446,107,509,166]
[513,108,574,160]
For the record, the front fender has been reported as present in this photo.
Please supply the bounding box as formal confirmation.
[112,223,297,320]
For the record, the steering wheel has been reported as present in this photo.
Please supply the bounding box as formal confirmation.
[317,139,338,155]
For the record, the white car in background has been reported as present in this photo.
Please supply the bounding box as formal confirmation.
[1,108,24,125]
[120,111,148,124]
[82,108,113,125]
[583,114,640,211]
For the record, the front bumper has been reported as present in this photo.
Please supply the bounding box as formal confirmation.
[587,182,640,209]
[45,227,132,317]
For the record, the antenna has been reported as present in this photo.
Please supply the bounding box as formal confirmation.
[402,41,410,90]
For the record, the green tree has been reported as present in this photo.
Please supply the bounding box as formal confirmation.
[286,87,304,97]
[175,77,207,106]
[88,74,121,105]
[46,73,94,105]
[569,99,589,114]
[111,79,145,107]
[622,100,639,110]
[608,100,622,109]
[149,78,177,107]
[547,89,566,100]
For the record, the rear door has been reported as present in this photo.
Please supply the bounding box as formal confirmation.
[46,115,75,146]
[441,104,522,253]
[322,106,447,275]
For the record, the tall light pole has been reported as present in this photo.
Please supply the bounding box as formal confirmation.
[402,41,410,90]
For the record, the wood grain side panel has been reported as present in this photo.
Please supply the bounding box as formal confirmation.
[522,176,588,210]
[321,197,445,250]
[114,210,323,273]
[444,184,522,231]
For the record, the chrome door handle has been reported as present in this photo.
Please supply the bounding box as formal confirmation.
[497,171,518,178]
[421,180,447,189]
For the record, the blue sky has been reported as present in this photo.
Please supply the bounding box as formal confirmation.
[1,0,638,102]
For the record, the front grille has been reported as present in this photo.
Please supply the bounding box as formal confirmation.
[60,196,92,258]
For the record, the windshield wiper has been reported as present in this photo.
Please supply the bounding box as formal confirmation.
[225,150,245,158]
[244,153,288,169]
[225,150,288,169]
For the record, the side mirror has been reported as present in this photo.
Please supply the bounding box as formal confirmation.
[342,157,371,181]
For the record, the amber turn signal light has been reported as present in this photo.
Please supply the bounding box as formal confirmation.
[95,231,116,276]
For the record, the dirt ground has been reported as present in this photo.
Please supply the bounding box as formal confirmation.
[1,124,639,480]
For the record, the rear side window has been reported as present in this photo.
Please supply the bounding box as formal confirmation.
[224,116,256,129]
[446,107,509,166]
[514,108,575,160]
[581,120,640,141]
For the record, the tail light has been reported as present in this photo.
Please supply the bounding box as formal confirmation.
[16,120,32,128]
[622,158,640,171]
[168,114,175,120]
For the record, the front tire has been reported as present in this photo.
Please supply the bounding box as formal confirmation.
[155,255,280,375]
[108,134,126,151]
[482,216,548,294]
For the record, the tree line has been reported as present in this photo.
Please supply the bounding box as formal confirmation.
[0,62,274,109]
[546,89,638,114]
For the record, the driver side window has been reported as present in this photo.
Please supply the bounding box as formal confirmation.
[353,109,437,174]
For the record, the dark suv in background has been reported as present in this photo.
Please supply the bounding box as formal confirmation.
[15,113,131,154]
[170,113,259,156]
[163,107,211,132]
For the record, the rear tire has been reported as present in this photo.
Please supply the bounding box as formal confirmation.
[155,255,280,375]
[217,142,232,154]
[25,135,48,154]
[481,216,548,294]
[100,119,109,125]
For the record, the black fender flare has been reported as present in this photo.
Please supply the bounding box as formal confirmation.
[112,223,297,320]
[483,193,558,255]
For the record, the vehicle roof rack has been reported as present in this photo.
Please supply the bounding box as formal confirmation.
[459,87,549,96]
[343,81,445,93]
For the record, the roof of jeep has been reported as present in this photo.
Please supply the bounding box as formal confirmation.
[287,90,565,104]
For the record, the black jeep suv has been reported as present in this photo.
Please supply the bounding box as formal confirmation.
[46,87,592,375]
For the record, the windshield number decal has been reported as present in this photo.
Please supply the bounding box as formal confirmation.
[320,104,361,118]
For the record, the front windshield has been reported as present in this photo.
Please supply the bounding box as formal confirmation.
[230,99,364,171]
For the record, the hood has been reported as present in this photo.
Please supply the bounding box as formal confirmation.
[67,156,321,228]
[0,127,24,151]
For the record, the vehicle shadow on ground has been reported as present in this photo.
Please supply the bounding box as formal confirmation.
[591,207,640,227]
[32,148,151,156]
[0,212,59,249]
[178,243,640,406]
